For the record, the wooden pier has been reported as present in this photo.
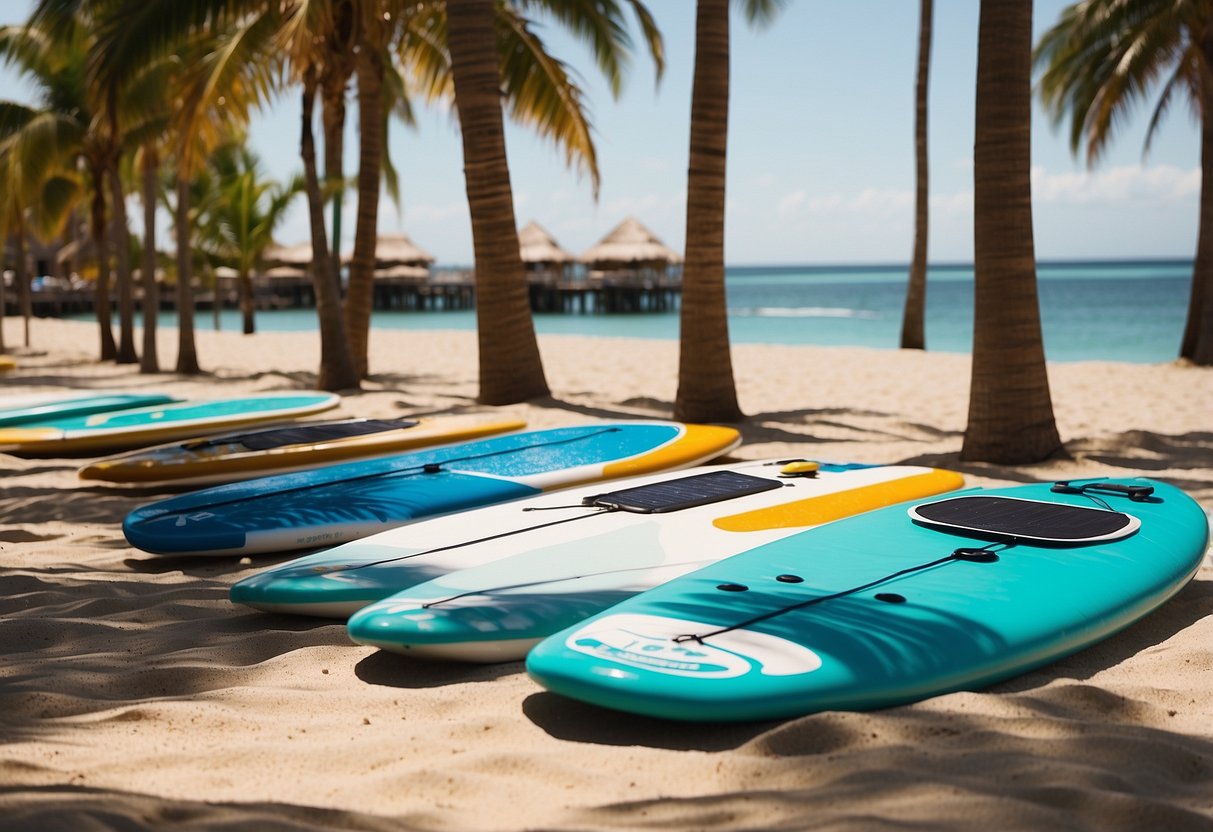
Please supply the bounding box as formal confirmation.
[4,273,681,318]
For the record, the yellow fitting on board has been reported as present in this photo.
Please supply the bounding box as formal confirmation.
[779,460,820,478]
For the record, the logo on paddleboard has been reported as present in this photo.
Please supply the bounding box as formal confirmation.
[567,613,822,679]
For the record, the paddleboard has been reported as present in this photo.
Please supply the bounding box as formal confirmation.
[526,478,1209,722]
[0,392,180,428]
[126,421,741,557]
[0,392,340,455]
[340,462,964,660]
[78,415,527,486]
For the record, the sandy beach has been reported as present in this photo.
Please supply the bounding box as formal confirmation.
[2,316,1212,831]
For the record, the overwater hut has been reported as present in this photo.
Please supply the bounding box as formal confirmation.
[259,242,314,307]
[578,217,682,311]
[518,220,575,287]
[519,221,579,311]
[345,233,467,310]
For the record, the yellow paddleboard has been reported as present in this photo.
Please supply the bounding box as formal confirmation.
[79,415,527,486]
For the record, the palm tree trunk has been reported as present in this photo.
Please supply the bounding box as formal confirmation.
[961,0,1060,464]
[16,219,31,348]
[900,0,932,351]
[174,170,200,374]
[238,265,255,334]
[674,0,742,423]
[447,0,550,404]
[1180,30,1213,365]
[343,40,385,379]
[90,166,117,360]
[322,63,352,290]
[302,73,359,391]
[109,162,139,363]
[140,145,160,373]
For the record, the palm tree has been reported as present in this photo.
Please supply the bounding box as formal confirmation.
[900,0,932,351]
[0,16,119,361]
[960,0,1061,464]
[204,140,302,334]
[446,0,549,403]
[1035,0,1213,365]
[674,0,784,423]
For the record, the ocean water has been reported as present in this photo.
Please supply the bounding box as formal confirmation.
[111,260,1195,364]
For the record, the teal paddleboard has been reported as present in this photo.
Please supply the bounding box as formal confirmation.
[127,422,740,557]
[526,478,1209,722]
[0,392,179,427]
[0,392,340,455]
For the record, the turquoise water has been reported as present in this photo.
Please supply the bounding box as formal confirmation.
[108,260,1194,364]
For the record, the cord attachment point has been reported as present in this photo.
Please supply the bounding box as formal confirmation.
[1052,480,1154,502]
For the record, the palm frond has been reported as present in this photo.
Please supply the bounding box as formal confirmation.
[1034,0,1199,162]
[496,4,600,197]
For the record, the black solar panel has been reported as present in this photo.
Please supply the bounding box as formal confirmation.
[185,419,419,452]
[910,495,1136,543]
[589,470,784,514]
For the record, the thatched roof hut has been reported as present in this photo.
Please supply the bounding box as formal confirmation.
[518,220,575,286]
[341,233,435,284]
[519,221,574,265]
[263,242,315,269]
[579,217,681,270]
[343,233,435,269]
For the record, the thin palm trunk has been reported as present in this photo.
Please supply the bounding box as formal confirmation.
[961,0,1060,464]
[674,0,742,423]
[321,10,353,290]
[1180,30,1213,364]
[343,42,385,379]
[447,0,549,404]
[16,220,31,348]
[174,170,200,374]
[140,145,160,373]
[900,0,932,350]
[109,162,138,363]
[302,73,359,392]
[90,165,117,361]
[238,264,255,334]
[0,258,6,352]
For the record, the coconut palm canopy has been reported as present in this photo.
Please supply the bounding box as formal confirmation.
[518,220,574,264]
[579,217,681,268]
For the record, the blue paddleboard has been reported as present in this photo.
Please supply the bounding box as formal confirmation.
[125,422,740,557]
[526,478,1209,722]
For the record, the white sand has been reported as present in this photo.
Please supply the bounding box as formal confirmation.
[2,316,1212,831]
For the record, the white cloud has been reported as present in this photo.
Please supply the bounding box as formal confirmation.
[1030,163,1199,204]
[777,190,807,215]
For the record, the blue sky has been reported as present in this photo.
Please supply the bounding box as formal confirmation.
[0,1,1201,266]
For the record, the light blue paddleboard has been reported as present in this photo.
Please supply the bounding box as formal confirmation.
[0,392,340,455]
[0,392,179,427]
[526,478,1209,722]
[127,422,740,557]
[342,463,964,660]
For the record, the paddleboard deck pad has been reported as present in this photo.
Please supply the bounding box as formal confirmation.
[0,393,340,455]
[78,415,527,486]
[126,421,741,557]
[336,462,964,661]
[525,478,1209,721]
